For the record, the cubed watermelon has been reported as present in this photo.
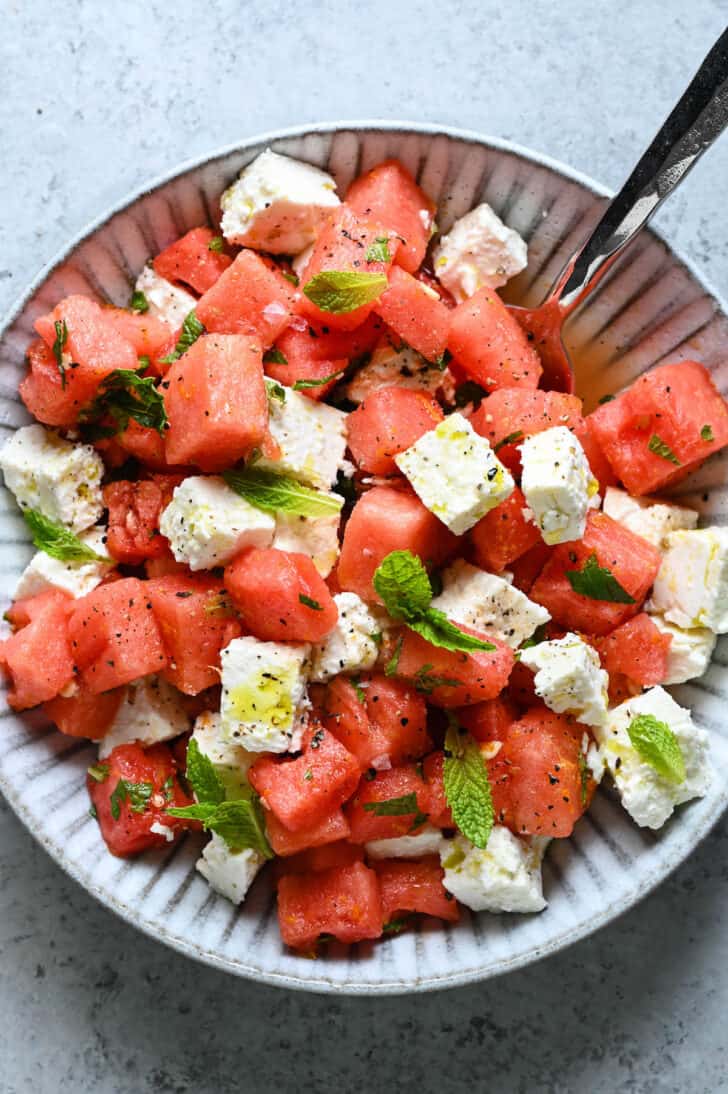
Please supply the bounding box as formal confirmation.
[224,547,338,643]
[373,266,451,363]
[68,577,169,693]
[530,511,662,635]
[0,590,75,710]
[322,673,431,767]
[391,624,515,707]
[346,386,444,475]
[104,474,180,565]
[373,857,459,923]
[592,612,671,686]
[468,486,541,572]
[147,573,242,695]
[196,250,297,347]
[447,288,543,392]
[43,683,124,740]
[457,695,518,742]
[470,388,583,474]
[277,861,383,949]
[104,308,173,359]
[274,840,364,878]
[345,159,435,273]
[265,807,350,857]
[163,333,268,471]
[266,315,384,401]
[153,227,233,294]
[345,764,431,842]
[588,361,728,495]
[20,339,79,428]
[421,751,454,828]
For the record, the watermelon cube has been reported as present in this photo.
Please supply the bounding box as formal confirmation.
[153,227,232,294]
[346,386,444,475]
[322,673,431,767]
[68,577,169,693]
[373,857,459,923]
[530,511,662,635]
[265,808,350,857]
[345,159,435,273]
[345,764,431,843]
[195,250,297,347]
[277,861,383,949]
[588,361,728,495]
[104,475,180,565]
[163,333,268,471]
[592,612,671,686]
[43,682,124,740]
[373,266,451,363]
[391,625,515,707]
[268,315,384,400]
[468,486,541,572]
[447,288,543,391]
[470,388,583,474]
[0,590,75,710]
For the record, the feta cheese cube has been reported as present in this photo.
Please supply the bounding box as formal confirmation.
[594,686,711,829]
[433,203,528,300]
[395,413,514,535]
[0,424,105,532]
[14,525,113,600]
[150,821,175,843]
[520,632,608,726]
[134,264,197,328]
[220,149,340,255]
[258,386,349,490]
[196,834,264,904]
[309,592,381,682]
[272,509,340,577]
[98,676,191,758]
[159,475,275,571]
[220,636,310,753]
[192,710,256,778]
[602,486,698,548]
[649,615,717,685]
[440,828,547,913]
[365,825,444,860]
[430,559,550,648]
[649,527,728,632]
[520,426,598,545]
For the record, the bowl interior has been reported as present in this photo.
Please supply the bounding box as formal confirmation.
[1,123,728,994]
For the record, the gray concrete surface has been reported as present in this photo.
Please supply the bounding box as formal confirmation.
[2,1,728,1091]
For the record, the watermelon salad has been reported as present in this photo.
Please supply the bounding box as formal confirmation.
[1,150,726,954]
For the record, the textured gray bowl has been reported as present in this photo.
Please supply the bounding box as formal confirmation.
[1,122,727,995]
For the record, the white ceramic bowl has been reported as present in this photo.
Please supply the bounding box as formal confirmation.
[1,122,728,995]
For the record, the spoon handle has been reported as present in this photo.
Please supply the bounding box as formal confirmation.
[551,28,728,314]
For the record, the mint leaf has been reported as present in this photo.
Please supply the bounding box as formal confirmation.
[293,369,345,390]
[23,509,108,564]
[263,347,288,366]
[265,378,287,402]
[565,553,636,604]
[80,368,168,438]
[185,737,225,806]
[414,664,462,694]
[577,749,589,806]
[224,467,343,518]
[110,779,153,821]
[443,722,494,849]
[52,319,69,390]
[409,609,495,653]
[520,622,549,651]
[159,310,205,364]
[365,237,391,264]
[130,290,149,313]
[208,235,224,253]
[382,916,412,934]
[432,348,452,370]
[303,271,388,314]
[384,634,403,677]
[373,550,433,621]
[627,713,686,784]
[701,424,714,442]
[204,796,272,856]
[494,430,524,453]
[598,393,615,404]
[87,763,110,783]
[648,434,681,466]
[363,792,422,819]
[299,593,323,611]
[282,271,299,287]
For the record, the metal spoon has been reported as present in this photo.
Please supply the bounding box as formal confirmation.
[510,28,728,393]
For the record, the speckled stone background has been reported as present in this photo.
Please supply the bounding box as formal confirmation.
[2,2,728,1091]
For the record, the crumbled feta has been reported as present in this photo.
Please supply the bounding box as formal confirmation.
[98,676,191,758]
[309,592,381,682]
[345,338,453,404]
[220,149,340,254]
[433,203,528,300]
[0,424,104,532]
[258,386,349,490]
[649,615,717,685]
[440,828,547,913]
[430,559,549,648]
[192,710,256,782]
[220,636,310,753]
[602,486,698,548]
[649,527,728,632]
[196,834,264,904]
[14,525,113,600]
[159,475,275,571]
[150,821,175,843]
[520,632,608,726]
[395,412,514,534]
[272,509,340,577]
[134,264,197,328]
[365,825,445,860]
[594,686,711,829]
[520,426,598,545]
